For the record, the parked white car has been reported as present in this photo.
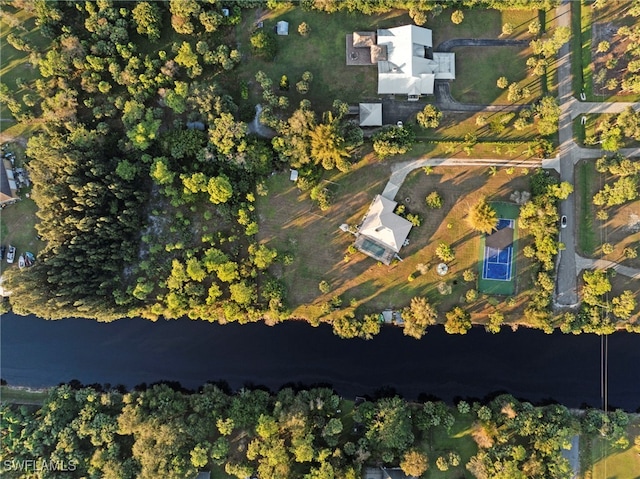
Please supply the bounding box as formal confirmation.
[6,245,16,264]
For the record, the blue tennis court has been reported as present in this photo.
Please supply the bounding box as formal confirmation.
[482,219,514,281]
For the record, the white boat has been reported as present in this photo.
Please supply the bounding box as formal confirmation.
[18,254,25,269]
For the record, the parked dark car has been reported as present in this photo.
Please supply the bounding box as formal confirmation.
[0,245,5,259]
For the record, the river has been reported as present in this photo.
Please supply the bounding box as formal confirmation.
[1,313,639,410]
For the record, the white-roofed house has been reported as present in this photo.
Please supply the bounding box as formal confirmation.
[354,195,413,265]
[376,25,455,99]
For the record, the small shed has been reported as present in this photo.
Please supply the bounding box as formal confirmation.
[359,103,382,127]
[276,20,289,35]
[289,169,299,181]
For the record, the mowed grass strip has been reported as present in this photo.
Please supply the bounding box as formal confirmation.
[571,0,589,98]
[576,161,597,256]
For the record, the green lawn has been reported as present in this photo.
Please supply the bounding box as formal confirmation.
[451,45,541,105]
[0,189,44,260]
[422,411,477,479]
[230,7,541,111]
[414,111,539,143]
[0,386,49,405]
[575,161,597,256]
[586,419,640,479]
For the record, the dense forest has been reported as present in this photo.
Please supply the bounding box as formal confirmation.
[1,383,635,479]
[3,0,636,335]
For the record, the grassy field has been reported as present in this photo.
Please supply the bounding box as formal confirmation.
[451,45,541,105]
[575,158,640,268]
[232,7,408,112]
[583,419,640,479]
[600,194,640,269]
[0,6,43,131]
[0,385,49,405]
[257,155,537,328]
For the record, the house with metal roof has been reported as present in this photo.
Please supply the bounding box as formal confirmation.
[376,25,455,98]
[354,195,412,265]
[364,467,416,479]
[0,159,19,206]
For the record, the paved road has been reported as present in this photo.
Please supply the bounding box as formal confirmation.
[569,99,640,118]
[562,435,580,479]
[555,0,580,307]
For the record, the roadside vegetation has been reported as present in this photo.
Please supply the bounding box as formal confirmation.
[0,385,48,405]
[2,382,637,479]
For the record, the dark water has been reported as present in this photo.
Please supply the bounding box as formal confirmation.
[1,313,639,410]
